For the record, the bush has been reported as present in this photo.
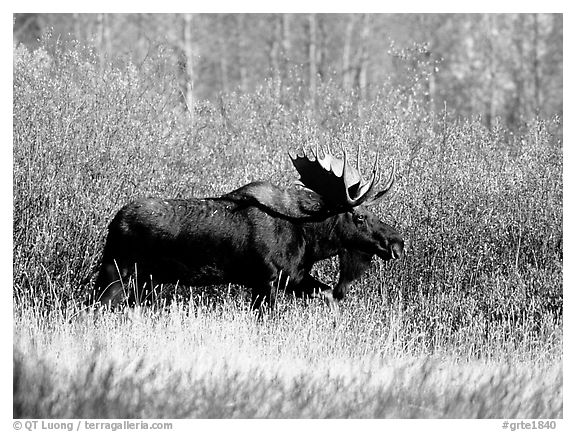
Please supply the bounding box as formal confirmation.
[13,36,562,355]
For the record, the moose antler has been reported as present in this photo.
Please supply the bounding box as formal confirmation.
[289,144,393,209]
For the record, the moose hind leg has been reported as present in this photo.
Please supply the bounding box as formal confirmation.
[94,261,129,309]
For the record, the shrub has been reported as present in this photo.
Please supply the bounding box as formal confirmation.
[13,36,562,355]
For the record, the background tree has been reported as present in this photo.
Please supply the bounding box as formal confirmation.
[13,13,562,130]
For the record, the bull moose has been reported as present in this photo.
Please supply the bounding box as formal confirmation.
[91,146,404,310]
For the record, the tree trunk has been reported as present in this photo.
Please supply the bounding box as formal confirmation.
[218,16,229,94]
[342,15,355,92]
[308,14,317,103]
[96,13,111,67]
[236,14,248,93]
[270,14,282,99]
[532,13,541,116]
[282,14,291,72]
[183,13,195,115]
[358,14,371,100]
[509,14,526,127]
[484,14,497,129]
[73,13,82,41]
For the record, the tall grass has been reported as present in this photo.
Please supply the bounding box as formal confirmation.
[13,36,562,418]
[14,300,562,418]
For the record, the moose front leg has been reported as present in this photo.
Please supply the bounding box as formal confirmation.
[250,273,279,316]
[291,274,339,311]
[334,250,373,301]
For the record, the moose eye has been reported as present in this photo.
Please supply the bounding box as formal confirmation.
[353,213,366,224]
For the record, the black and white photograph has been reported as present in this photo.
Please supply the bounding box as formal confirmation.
[12,8,564,423]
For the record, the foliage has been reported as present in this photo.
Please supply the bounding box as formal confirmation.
[13,36,562,418]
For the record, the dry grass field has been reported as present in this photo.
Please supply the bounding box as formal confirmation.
[14,300,562,418]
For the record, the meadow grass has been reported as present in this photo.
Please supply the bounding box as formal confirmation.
[14,297,562,418]
[13,37,563,418]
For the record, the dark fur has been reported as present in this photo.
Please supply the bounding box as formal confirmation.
[92,181,403,309]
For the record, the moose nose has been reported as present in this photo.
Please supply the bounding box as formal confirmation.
[391,240,404,260]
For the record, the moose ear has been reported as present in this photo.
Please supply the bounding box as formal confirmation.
[222,181,335,220]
